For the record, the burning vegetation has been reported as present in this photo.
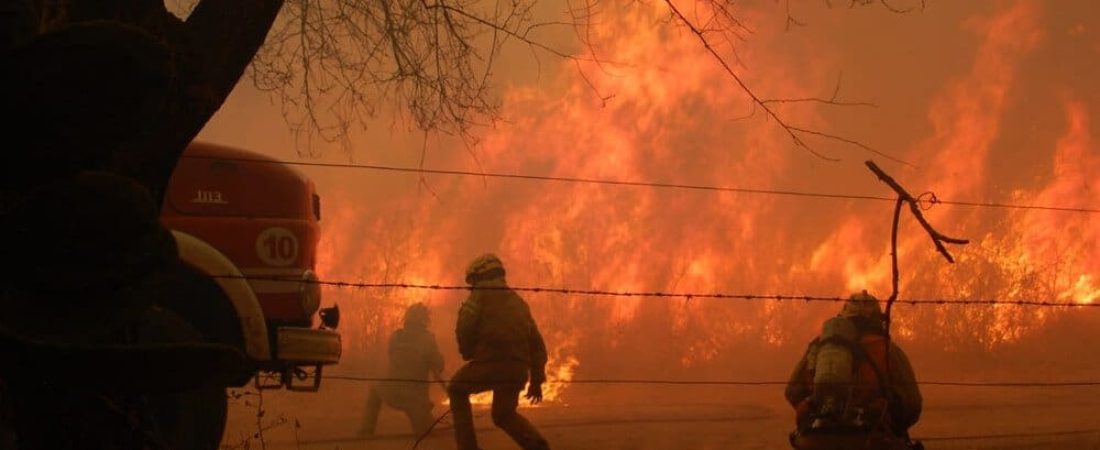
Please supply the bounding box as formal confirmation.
[300,0,1099,407]
[199,0,1100,447]
[2,0,1096,448]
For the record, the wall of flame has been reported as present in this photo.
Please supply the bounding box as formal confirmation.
[200,0,1100,405]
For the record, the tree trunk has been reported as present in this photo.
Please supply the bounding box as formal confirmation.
[2,0,285,204]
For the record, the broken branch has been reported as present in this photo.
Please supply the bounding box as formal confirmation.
[865,160,969,263]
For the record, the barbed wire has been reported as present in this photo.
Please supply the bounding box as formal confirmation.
[324,375,1100,388]
[215,274,1100,308]
[181,155,1100,214]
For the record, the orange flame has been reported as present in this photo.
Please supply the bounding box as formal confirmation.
[306,0,1098,398]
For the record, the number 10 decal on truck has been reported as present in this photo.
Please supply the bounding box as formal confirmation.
[160,141,341,391]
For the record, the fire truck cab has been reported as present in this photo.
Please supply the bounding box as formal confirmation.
[160,141,341,391]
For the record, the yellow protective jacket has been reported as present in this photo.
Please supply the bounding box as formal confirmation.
[456,279,548,383]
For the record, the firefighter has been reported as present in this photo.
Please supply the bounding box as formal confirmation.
[447,254,550,450]
[785,291,923,450]
[360,303,444,438]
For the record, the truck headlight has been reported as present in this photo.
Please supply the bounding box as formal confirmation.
[319,304,340,330]
[300,270,322,317]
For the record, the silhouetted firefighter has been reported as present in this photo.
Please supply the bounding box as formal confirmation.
[447,254,550,450]
[785,292,924,450]
[360,303,444,437]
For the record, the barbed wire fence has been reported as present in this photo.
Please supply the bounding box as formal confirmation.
[213,274,1100,308]
[187,156,1100,447]
[211,271,1100,448]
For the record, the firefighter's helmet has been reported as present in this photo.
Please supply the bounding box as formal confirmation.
[404,303,430,328]
[465,253,506,285]
[840,290,883,320]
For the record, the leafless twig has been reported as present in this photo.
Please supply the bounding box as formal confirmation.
[866,160,967,407]
[791,126,912,166]
[784,0,806,30]
[220,389,289,450]
[663,0,842,161]
[760,72,877,108]
[667,1,918,163]
[866,160,969,266]
[409,408,452,450]
[253,0,587,153]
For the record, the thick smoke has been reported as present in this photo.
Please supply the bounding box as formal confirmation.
[199,0,1100,431]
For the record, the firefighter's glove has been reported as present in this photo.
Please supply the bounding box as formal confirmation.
[525,382,543,405]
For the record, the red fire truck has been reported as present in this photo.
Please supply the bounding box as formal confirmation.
[159,141,341,391]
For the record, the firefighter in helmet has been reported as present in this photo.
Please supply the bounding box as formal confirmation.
[785,291,923,450]
[447,254,550,450]
[360,303,444,438]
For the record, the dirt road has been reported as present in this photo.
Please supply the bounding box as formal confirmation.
[220,384,1100,450]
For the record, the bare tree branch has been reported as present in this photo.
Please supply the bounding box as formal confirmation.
[252,0,590,151]
[869,158,965,393]
[878,0,921,14]
[789,126,912,166]
[761,73,877,108]
[784,0,806,30]
[668,0,920,163]
[761,97,876,108]
[663,0,841,161]
[866,160,970,264]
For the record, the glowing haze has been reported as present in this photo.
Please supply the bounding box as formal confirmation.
[200,0,1100,403]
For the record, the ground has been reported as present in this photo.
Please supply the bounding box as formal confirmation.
[220,384,1100,450]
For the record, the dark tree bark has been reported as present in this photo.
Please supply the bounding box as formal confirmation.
[0,7,285,446]
[2,0,285,205]
[146,0,285,202]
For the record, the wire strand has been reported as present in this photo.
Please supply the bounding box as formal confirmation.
[181,155,1100,214]
[214,274,1100,308]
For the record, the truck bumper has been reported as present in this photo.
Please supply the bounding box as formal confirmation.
[275,327,341,365]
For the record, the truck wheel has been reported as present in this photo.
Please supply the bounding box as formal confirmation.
[156,264,247,354]
[148,385,228,450]
[156,263,252,386]
[139,307,230,450]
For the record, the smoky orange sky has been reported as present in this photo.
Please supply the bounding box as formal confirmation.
[199,0,1100,411]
